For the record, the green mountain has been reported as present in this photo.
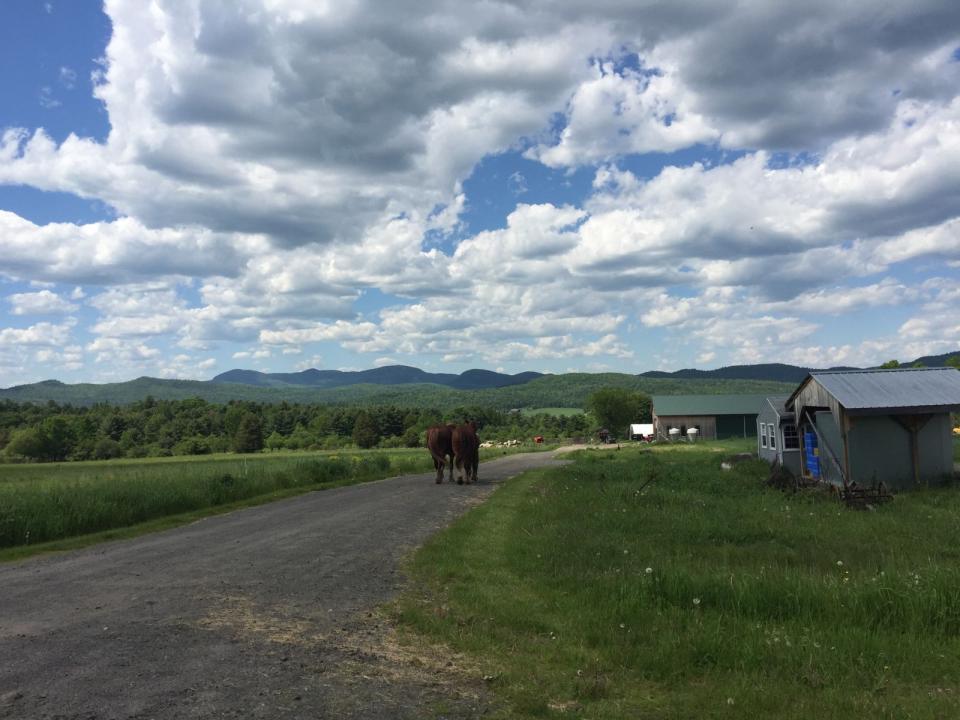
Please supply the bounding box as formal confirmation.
[0,373,794,409]
[212,365,544,390]
[641,363,858,384]
[9,352,954,409]
[638,351,960,384]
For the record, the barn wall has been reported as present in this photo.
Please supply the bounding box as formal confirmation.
[653,415,717,440]
[848,416,911,487]
[918,414,954,479]
[849,413,954,489]
[716,414,758,439]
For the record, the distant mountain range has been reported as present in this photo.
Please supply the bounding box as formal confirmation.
[212,365,544,390]
[1,352,956,407]
[640,351,960,384]
[640,362,859,384]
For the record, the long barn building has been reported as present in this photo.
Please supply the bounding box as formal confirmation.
[651,395,767,441]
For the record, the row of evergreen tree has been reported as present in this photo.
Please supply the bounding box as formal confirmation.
[0,397,594,462]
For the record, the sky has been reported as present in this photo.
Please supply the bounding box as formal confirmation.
[1,1,959,386]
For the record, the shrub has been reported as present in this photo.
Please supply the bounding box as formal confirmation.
[92,438,123,460]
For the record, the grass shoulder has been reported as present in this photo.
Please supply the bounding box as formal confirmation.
[394,442,960,719]
[0,444,540,561]
[0,448,442,560]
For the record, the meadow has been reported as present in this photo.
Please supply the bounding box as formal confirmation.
[396,440,960,719]
[0,448,442,556]
[518,407,586,417]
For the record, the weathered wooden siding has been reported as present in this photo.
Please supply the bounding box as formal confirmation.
[794,378,844,428]
[652,414,717,440]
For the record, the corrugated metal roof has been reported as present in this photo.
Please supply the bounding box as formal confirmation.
[652,394,768,416]
[807,368,960,411]
[766,396,792,416]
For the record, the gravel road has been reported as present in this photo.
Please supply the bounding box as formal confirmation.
[0,451,568,720]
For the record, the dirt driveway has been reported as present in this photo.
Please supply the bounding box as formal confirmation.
[0,451,567,720]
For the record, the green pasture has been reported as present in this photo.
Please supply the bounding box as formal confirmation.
[0,447,426,484]
[396,441,960,719]
[0,445,537,559]
[0,449,436,557]
[517,408,585,417]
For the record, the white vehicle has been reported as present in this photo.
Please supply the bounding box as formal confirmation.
[629,423,654,441]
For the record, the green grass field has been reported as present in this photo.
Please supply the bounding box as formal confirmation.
[395,442,960,719]
[0,445,541,559]
[518,407,586,417]
[0,448,442,555]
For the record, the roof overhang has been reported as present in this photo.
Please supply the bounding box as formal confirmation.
[845,404,960,416]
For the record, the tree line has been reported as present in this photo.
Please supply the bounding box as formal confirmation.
[0,396,613,463]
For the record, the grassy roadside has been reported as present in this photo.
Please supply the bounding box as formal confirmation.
[394,442,960,719]
[0,444,544,561]
[0,450,433,557]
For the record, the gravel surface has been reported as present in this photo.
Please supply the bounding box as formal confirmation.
[0,451,567,720]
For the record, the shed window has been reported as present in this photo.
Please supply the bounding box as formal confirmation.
[768,424,776,450]
[782,423,799,450]
[759,423,767,448]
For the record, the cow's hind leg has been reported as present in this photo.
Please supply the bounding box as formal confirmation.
[430,451,446,483]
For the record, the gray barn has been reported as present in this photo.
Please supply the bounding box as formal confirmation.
[786,368,960,490]
[652,395,767,441]
[756,396,802,476]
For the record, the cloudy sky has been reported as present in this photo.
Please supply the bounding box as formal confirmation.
[1,1,959,385]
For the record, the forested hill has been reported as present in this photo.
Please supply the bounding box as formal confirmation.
[639,351,960,384]
[0,374,796,409]
[640,363,853,384]
[6,348,958,408]
[212,365,544,389]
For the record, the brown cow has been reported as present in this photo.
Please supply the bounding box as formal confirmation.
[426,424,455,483]
[451,421,479,484]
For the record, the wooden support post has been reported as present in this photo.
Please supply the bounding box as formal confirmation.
[892,414,933,488]
[841,410,852,490]
[911,427,920,488]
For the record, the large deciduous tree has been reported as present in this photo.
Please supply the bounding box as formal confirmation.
[586,389,652,434]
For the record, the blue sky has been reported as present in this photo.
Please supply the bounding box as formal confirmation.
[1,1,959,385]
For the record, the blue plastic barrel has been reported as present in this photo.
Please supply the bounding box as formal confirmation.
[804,432,820,478]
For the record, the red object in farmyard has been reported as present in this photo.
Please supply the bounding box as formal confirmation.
[534,435,544,444]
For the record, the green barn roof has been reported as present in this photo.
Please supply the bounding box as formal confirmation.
[652,394,768,416]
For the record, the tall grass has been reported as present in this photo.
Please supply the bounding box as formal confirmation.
[396,443,960,719]
[0,449,432,549]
